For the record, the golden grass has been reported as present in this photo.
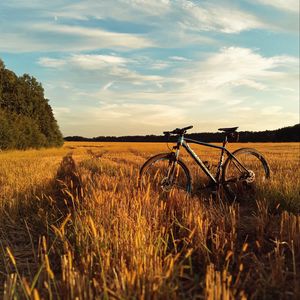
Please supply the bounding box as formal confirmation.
[0,142,299,299]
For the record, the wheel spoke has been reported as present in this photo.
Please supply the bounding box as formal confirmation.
[222,148,270,201]
[139,154,191,195]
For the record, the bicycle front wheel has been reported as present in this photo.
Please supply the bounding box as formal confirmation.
[222,148,270,201]
[139,153,192,195]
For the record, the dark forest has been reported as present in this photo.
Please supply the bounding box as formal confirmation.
[65,123,300,143]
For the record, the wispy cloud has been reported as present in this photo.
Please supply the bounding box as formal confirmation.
[53,0,270,34]
[38,57,66,68]
[33,23,154,49]
[169,56,190,61]
[0,0,298,135]
[102,82,114,91]
[0,0,293,54]
[252,0,299,13]
[38,53,166,92]
[69,54,127,69]
[91,103,186,126]
[178,1,268,33]
[45,46,298,135]
[0,23,154,53]
[41,47,298,103]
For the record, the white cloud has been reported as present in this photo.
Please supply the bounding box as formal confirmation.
[69,54,127,69]
[38,57,66,68]
[53,0,269,34]
[0,16,154,53]
[126,0,171,16]
[38,54,165,85]
[50,0,169,21]
[47,46,297,101]
[253,0,299,13]
[33,23,154,49]
[43,47,298,111]
[169,56,190,61]
[87,103,186,127]
[0,0,296,55]
[2,0,291,55]
[179,1,268,33]
[183,47,299,90]
[102,82,114,91]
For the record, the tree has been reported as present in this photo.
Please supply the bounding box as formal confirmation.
[0,59,4,70]
[0,58,64,150]
[0,61,3,106]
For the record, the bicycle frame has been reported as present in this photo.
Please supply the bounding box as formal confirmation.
[173,135,249,186]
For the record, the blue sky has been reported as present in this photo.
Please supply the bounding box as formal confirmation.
[0,0,299,137]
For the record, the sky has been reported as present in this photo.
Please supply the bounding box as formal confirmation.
[0,0,299,137]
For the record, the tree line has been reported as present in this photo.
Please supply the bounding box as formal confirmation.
[0,59,63,150]
[65,123,300,143]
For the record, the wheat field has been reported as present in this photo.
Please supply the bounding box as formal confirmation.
[0,142,299,299]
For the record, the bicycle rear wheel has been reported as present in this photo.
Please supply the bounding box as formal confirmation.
[139,153,192,195]
[222,148,270,201]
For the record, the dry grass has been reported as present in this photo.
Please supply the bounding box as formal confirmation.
[0,142,299,299]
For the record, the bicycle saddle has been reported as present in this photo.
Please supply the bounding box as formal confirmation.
[218,127,238,133]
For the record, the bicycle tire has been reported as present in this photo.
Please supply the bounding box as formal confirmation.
[139,153,192,195]
[222,148,270,201]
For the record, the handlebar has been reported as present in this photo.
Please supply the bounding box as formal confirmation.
[163,125,193,136]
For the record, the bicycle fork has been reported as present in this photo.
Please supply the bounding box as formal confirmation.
[164,135,183,187]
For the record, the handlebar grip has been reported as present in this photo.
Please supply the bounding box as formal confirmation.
[183,125,193,131]
[163,125,193,136]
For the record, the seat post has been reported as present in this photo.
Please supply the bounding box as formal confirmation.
[216,135,228,181]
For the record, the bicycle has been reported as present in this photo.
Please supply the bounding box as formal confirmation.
[139,126,271,201]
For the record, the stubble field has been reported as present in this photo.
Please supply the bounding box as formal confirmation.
[0,142,299,299]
